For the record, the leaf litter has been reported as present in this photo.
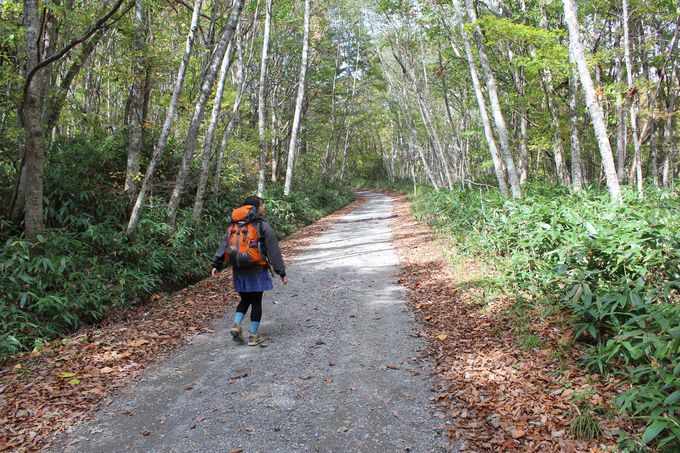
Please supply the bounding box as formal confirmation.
[387,193,635,452]
[0,197,366,452]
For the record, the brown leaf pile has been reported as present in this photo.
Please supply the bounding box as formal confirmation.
[388,194,635,452]
[0,196,365,452]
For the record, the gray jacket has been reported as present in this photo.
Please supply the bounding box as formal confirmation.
[212,219,286,277]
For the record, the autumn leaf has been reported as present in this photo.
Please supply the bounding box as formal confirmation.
[436,334,448,341]
[128,339,149,347]
[99,367,114,374]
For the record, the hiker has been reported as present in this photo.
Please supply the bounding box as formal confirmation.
[211,196,288,346]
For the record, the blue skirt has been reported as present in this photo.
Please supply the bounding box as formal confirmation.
[233,269,274,293]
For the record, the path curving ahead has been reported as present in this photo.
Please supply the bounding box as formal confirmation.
[54,192,448,453]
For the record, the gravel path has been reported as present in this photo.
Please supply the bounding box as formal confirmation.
[54,192,448,453]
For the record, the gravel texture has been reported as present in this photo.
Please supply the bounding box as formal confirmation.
[53,192,449,453]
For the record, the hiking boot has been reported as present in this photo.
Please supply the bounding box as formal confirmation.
[229,324,244,343]
[248,333,264,346]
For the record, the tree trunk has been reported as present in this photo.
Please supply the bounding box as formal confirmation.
[213,29,249,195]
[124,0,147,202]
[465,0,521,198]
[623,0,643,197]
[321,43,341,179]
[257,0,273,196]
[167,0,244,226]
[563,0,621,204]
[191,32,238,222]
[283,0,310,196]
[649,121,658,186]
[20,0,47,242]
[615,53,627,183]
[270,84,281,182]
[540,72,571,186]
[127,0,203,233]
[451,0,508,196]
[569,65,584,192]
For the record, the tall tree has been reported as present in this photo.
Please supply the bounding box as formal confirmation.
[451,0,508,196]
[563,0,621,204]
[464,0,521,198]
[124,0,148,202]
[127,0,204,233]
[257,0,273,196]
[167,0,245,226]
[283,0,311,196]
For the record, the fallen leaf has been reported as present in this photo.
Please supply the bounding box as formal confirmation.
[99,367,114,374]
[510,429,525,439]
[140,431,150,436]
[386,364,400,370]
[128,339,149,347]
[436,334,448,341]
[59,372,76,378]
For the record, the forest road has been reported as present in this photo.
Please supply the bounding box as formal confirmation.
[52,191,449,453]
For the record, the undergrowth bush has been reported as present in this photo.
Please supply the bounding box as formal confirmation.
[412,183,680,449]
[1,138,354,360]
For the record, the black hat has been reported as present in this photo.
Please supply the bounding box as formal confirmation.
[243,196,263,209]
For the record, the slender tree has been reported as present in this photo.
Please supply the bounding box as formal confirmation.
[283,0,311,196]
[127,0,204,233]
[167,0,245,226]
[257,0,273,196]
[563,0,621,204]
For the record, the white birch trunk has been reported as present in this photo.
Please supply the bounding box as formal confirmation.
[615,54,627,183]
[563,0,621,203]
[167,0,244,226]
[213,31,248,194]
[321,44,341,178]
[569,65,584,192]
[257,0,272,196]
[127,0,203,233]
[451,0,507,196]
[465,0,521,198]
[283,0,310,196]
[191,33,237,222]
[623,0,643,197]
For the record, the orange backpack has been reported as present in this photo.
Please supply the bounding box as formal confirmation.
[224,205,267,268]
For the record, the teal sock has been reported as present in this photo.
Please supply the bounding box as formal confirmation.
[250,321,260,335]
[234,312,245,325]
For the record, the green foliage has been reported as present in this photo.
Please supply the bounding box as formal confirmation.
[0,139,354,360]
[412,183,680,449]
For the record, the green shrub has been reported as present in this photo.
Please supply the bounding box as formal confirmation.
[412,183,680,449]
[1,164,353,359]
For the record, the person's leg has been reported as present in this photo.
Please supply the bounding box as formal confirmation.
[248,292,264,345]
[230,292,253,343]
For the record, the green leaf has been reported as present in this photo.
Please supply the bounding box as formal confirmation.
[68,378,80,386]
[59,372,76,378]
[641,420,667,445]
[663,390,680,406]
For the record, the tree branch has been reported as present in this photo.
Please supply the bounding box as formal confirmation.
[22,0,129,104]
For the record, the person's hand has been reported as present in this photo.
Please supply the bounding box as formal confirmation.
[281,275,288,285]
[211,268,219,277]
